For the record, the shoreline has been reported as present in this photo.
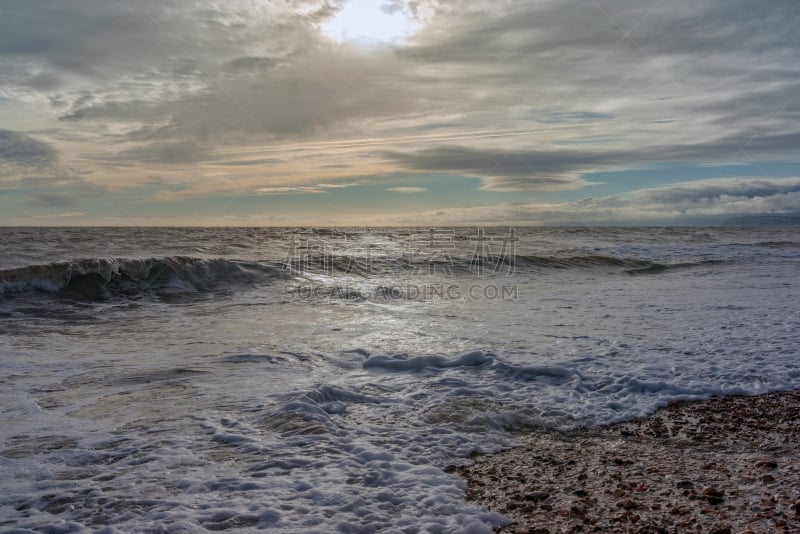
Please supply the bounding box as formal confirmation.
[459,390,800,533]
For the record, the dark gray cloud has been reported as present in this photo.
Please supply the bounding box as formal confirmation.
[225,56,279,72]
[27,192,78,208]
[0,0,329,78]
[381,128,800,191]
[637,177,800,212]
[21,71,63,91]
[0,1,161,78]
[0,129,59,168]
[618,176,800,219]
[381,146,600,190]
[403,0,799,64]
[0,132,106,215]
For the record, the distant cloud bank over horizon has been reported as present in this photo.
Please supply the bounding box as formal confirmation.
[1,0,799,225]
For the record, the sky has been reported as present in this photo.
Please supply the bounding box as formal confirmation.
[1,0,799,226]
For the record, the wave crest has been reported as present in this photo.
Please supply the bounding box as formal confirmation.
[0,256,282,300]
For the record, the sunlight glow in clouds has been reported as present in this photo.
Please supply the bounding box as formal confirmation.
[322,0,419,45]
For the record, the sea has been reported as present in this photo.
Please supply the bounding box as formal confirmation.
[1,226,799,532]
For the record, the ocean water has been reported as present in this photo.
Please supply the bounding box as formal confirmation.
[1,226,799,532]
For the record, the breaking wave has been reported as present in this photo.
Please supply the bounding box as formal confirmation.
[0,256,284,300]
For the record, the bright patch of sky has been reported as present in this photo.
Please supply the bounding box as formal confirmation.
[322,0,419,45]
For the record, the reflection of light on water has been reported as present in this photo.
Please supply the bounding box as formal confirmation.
[321,0,419,45]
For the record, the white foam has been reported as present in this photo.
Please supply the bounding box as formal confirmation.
[363,351,494,371]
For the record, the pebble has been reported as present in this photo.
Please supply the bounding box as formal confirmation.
[525,492,549,503]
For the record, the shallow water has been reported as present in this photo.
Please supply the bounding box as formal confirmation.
[1,226,799,532]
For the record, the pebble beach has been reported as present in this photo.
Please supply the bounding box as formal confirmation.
[459,391,800,533]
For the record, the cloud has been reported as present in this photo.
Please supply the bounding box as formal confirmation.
[386,186,427,193]
[404,0,799,73]
[216,158,284,167]
[640,177,800,203]
[385,176,800,225]
[21,71,63,91]
[251,182,358,195]
[0,129,59,168]
[225,56,279,72]
[255,186,324,194]
[29,211,85,219]
[635,176,800,216]
[381,129,800,191]
[381,146,599,191]
[102,141,211,165]
[27,192,78,207]
[317,182,358,188]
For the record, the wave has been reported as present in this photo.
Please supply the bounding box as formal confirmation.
[363,351,579,383]
[723,240,799,247]
[288,253,725,276]
[623,259,724,275]
[0,256,284,300]
[0,253,727,302]
[363,351,495,371]
[474,254,724,275]
[516,254,637,270]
